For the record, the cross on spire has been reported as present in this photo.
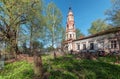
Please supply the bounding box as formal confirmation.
[69,0,72,11]
[69,7,72,11]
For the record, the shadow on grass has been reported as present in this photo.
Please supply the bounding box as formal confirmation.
[44,55,120,79]
[49,70,77,79]
[81,59,120,79]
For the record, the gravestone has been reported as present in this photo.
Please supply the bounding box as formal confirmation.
[0,55,5,69]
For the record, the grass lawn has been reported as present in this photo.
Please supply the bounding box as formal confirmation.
[0,55,120,79]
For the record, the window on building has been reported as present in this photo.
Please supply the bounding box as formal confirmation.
[83,44,86,50]
[66,45,68,50]
[67,34,68,39]
[90,43,94,50]
[111,40,117,49]
[70,34,72,38]
[77,44,80,50]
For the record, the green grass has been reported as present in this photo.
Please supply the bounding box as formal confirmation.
[45,55,120,79]
[0,61,34,79]
[97,55,119,63]
[0,55,120,79]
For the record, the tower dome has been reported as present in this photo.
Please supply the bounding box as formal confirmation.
[68,7,73,15]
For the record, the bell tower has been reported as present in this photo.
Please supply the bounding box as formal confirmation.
[66,7,76,41]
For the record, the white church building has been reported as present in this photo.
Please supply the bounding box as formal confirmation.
[64,8,120,53]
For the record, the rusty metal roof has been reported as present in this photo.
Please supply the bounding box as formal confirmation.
[73,26,120,41]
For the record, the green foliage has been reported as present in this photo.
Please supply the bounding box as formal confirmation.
[32,41,44,49]
[76,28,84,39]
[0,0,30,54]
[0,55,120,79]
[105,0,120,26]
[88,19,110,34]
[45,46,55,52]
[46,2,63,47]
[0,0,46,55]
[0,61,34,79]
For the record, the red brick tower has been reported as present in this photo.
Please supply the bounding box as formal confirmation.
[66,7,76,41]
[65,7,76,51]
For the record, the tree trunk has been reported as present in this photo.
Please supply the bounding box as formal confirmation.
[15,43,19,54]
[30,26,33,56]
[118,40,120,52]
[54,51,56,59]
[15,25,19,54]
[30,40,32,56]
[11,39,17,59]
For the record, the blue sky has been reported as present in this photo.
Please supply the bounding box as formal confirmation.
[45,0,112,35]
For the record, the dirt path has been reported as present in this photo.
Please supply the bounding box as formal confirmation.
[5,54,34,64]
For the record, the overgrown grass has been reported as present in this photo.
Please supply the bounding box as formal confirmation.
[0,55,120,79]
[0,61,34,79]
[44,55,120,79]
[97,55,118,63]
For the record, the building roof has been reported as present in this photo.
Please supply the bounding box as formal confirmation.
[73,26,120,41]
[62,39,73,44]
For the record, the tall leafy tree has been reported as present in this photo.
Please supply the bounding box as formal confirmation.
[76,28,84,39]
[0,0,30,57]
[88,19,110,35]
[45,2,63,59]
[105,0,120,26]
[0,0,46,77]
[46,2,63,48]
[105,0,120,52]
[25,0,45,54]
[25,0,46,77]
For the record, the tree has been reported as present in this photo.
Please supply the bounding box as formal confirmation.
[25,0,46,77]
[32,41,43,78]
[46,2,63,47]
[0,0,46,77]
[105,0,120,53]
[0,0,31,57]
[88,19,110,35]
[45,2,63,59]
[105,0,120,26]
[25,0,45,55]
[76,28,84,39]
